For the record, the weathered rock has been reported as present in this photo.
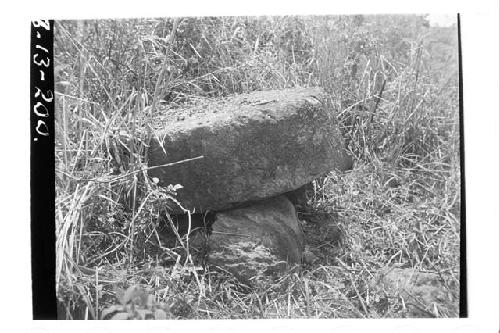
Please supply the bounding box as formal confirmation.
[370,268,458,317]
[208,196,304,281]
[148,87,352,212]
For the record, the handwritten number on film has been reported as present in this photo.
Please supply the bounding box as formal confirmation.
[32,20,52,140]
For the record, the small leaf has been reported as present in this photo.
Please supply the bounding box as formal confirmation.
[121,285,148,305]
[154,309,168,320]
[110,312,129,320]
[172,184,184,191]
[136,308,152,319]
[101,304,124,319]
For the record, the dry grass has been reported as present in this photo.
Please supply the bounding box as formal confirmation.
[54,15,460,319]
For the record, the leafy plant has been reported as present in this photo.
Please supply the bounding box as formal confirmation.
[55,15,460,319]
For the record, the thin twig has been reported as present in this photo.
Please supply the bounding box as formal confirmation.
[56,155,204,183]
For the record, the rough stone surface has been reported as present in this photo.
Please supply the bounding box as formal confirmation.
[148,87,352,212]
[370,268,457,317]
[208,196,304,281]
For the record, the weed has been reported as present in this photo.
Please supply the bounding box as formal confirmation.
[54,15,460,319]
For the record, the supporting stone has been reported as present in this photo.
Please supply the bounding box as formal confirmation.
[208,195,304,282]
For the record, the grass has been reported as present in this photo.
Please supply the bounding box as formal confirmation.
[54,15,460,319]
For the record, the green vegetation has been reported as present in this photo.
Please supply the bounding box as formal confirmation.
[54,15,460,319]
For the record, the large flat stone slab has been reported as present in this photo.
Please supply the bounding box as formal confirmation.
[148,87,352,212]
